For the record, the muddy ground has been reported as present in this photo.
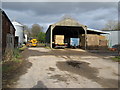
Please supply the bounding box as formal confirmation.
[5,47,119,88]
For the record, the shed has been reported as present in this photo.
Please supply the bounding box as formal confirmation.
[46,18,109,49]
[0,9,16,57]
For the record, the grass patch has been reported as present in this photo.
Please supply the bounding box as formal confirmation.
[2,46,27,71]
[19,45,27,51]
[37,43,46,47]
[44,46,51,49]
[112,56,120,62]
[2,48,24,74]
[2,59,25,88]
[2,46,27,88]
[2,60,23,73]
[13,48,21,58]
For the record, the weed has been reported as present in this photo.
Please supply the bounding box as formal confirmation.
[44,46,50,49]
[13,48,21,58]
[19,46,27,51]
[112,56,120,62]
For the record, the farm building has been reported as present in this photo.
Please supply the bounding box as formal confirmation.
[24,34,28,44]
[46,17,109,49]
[12,20,25,47]
[102,30,120,48]
[0,9,16,57]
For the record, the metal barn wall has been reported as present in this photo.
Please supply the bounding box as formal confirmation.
[118,31,120,44]
[103,31,120,48]
[46,26,51,47]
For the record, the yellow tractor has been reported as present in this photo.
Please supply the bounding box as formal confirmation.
[27,39,38,47]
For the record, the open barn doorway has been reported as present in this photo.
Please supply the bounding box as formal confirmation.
[52,26,85,48]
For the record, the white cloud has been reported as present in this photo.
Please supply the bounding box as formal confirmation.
[2,2,118,31]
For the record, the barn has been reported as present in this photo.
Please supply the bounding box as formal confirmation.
[0,9,16,57]
[46,17,109,49]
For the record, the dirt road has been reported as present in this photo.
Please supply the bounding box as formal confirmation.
[13,47,119,88]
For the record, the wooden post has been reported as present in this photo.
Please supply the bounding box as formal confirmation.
[50,25,54,48]
[50,26,52,48]
[84,26,87,50]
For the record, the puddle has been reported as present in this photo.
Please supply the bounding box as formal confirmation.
[56,60,118,88]
[57,61,98,80]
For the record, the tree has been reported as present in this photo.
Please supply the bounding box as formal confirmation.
[37,32,46,43]
[23,25,31,37]
[23,24,45,41]
[102,20,118,30]
[31,24,43,38]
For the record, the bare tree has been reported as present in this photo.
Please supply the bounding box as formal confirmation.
[102,20,118,30]
[23,25,31,38]
[30,24,43,38]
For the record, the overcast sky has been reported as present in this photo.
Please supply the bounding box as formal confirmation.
[2,2,118,32]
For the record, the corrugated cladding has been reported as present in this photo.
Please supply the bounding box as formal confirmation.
[103,30,120,48]
[118,30,120,44]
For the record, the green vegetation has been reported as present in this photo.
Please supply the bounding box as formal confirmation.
[37,32,46,43]
[24,24,46,43]
[112,56,120,62]
[44,46,51,49]
[19,45,27,51]
[3,45,27,72]
[13,48,21,58]
[3,48,22,72]
[2,47,27,88]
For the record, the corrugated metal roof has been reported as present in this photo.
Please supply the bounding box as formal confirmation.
[12,20,24,26]
[46,18,110,34]
[52,17,87,28]
[87,28,110,34]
